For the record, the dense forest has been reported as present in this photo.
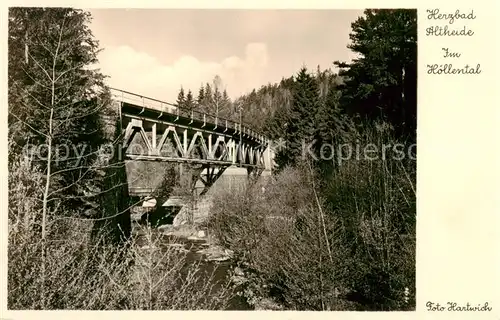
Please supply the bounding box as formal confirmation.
[7,8,416,311]
[175,9,417,145]
[206,9,417,310]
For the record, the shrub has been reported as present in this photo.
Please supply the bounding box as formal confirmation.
[208,166,350,310]
[8,153,233,310]
[207,123,416,311]
[8,218,233,309]
[321,124,416,310]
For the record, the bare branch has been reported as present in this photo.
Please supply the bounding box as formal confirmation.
[51,161,126,176]
[29,35,55,60]
[51,180,132,202]
[59,99,109,120]
[9,111,49,138]
[19,66,52,90]
[49,170,134,200]
[52,98,109,133]
[52,17,65,79]
[54,62,86,83]
[12,81,52,110]
[47,197,145,224]
[47,164,95,197]
[27,50,52,82]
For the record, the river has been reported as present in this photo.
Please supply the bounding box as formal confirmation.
[133,222,253,310]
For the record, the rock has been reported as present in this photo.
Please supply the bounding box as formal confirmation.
[187,235,205,242]
[140,245,156,250]
[164,225,197,239]
[234,267,244,277]
[206,255,230,262]
[158,224,173,232]
[197,230,206,238]
[172,207,190,227]
[142,198,157,207]
[231,275,247,285]
[84,208,97,217]
[165,243,189,253]
[201,245,230,261]
[195,244,234,262]
[254,298,283,310]
[130,213,143,222]
[173,196,213,226]
[166,243,184,248]
[224,249,234,257]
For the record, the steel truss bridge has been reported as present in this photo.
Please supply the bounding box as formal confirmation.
[110,88,273,198]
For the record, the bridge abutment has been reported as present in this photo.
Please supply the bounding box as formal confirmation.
[90,100,133,245]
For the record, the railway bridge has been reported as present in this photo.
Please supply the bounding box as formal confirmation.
[110,88,274,201]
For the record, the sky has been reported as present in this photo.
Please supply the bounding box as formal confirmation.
[88,9,364,102]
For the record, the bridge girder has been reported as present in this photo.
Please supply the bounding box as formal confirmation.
[121,115,267,168]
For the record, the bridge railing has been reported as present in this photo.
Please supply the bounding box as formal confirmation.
[110,88,267,143]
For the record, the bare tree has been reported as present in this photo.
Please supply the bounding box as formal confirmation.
[7,8,127,306]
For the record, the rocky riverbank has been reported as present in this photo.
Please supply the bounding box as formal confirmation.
[157,223,235,262]
[133,220,284,310]
[130,190,286,311]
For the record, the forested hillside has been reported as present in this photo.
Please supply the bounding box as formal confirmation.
[175,9,416,146]
[207,9,417,311]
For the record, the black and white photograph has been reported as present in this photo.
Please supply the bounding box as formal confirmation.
[6,8,417,311]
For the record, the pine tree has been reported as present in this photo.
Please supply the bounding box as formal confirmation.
[201,82,213,114]
[277,67,319,167]
[8,8,118,220]
[334,9,417,139]
[185,90,194,113]
[196,85,205,110]
[194,83,209,114]
[176,87,186,109]
[315,81,357,172]
[220,89,231,118]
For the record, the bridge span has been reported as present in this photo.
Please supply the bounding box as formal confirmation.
[110,88,274,199]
